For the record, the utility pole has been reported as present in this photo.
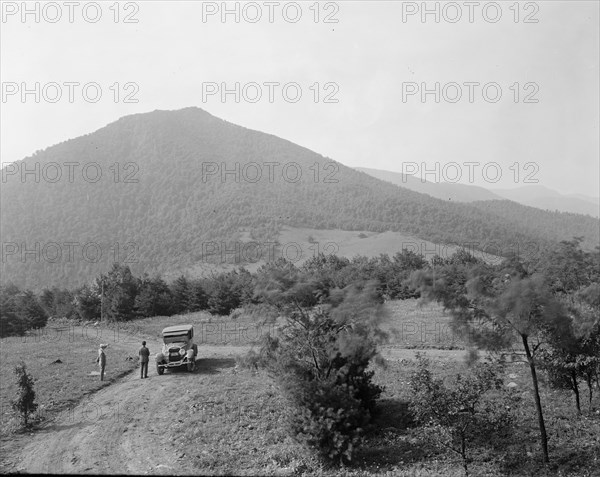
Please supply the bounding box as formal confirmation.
[100,279,104,322]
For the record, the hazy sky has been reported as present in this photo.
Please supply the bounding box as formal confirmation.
[1,1,599,197]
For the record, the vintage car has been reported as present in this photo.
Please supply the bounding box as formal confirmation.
[155,324,198,374]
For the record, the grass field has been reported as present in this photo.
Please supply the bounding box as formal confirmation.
[1,300,599,475]
[381,300,460,349]
[0,322,141,436]
[172,226,504,280]
[107,308,280,346]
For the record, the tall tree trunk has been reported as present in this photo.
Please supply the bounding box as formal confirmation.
[586,373,593,409]
[522,335,549,463]
[570,370,581,414]
[461,433,469,477]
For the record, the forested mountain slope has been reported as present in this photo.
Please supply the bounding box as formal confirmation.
[1,108,597,289]
[469,200,599,250]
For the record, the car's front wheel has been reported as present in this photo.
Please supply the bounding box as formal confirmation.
[157,363,164,375]
[187,360,195,372]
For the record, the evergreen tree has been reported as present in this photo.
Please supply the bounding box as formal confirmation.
[74,283,101,321]
[135,275,173,317]
[170,275,190,314]
[102,263,139,321]
[188,279,208,312]
[12,362,38,427]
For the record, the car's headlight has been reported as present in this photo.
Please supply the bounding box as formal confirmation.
[179,348,186,356]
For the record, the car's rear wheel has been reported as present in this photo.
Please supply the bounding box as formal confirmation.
[157,363,164,375]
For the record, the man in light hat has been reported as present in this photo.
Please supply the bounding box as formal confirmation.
[96,344,108,381]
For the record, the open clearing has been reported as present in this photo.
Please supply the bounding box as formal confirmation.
[172,226,504,280]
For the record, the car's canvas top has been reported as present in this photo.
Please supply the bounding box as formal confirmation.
[162,324,193,335]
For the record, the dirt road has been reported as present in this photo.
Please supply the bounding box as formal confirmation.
[4,338,248,475]
[2,337,474,474]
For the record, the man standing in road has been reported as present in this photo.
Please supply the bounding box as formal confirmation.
[96,344,107,381]
[138,341,150,378]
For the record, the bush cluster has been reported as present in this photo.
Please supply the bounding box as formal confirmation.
[258,278,386,463]
[409,355,511,475]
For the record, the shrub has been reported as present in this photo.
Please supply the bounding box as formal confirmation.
[258,278,386,463]
[235,349,263,371]
[11,362,38,428]
[409,355,510,476]
[285,378,371,463]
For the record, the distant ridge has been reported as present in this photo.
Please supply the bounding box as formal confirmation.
[492,185,599,218]
[357,167,599,218]
[355,167,504,202]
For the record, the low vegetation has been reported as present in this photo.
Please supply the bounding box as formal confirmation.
[408,355,511,476]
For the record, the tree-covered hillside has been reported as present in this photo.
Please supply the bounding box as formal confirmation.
[469,200,599,250]
[1,107,598,290]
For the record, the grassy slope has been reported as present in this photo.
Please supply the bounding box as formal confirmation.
[381,300,459,350]
[178,225,502,280]
[1,301,599,476]
[0,323,140,435]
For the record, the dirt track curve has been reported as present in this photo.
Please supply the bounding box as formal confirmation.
[3,336,247,475]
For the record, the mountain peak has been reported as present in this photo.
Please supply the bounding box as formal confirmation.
[2,111,598,290]
[113,106,218,125]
